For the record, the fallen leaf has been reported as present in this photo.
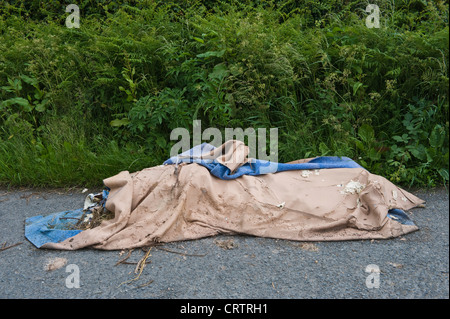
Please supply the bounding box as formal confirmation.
[45,257,67,271]
[214,239,237,250]
[388,262,403,269]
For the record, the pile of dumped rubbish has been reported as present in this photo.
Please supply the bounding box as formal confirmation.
[25,140,425,250]
[24,188,112,248]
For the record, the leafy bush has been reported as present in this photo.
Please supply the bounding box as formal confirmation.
[0,0,448,187]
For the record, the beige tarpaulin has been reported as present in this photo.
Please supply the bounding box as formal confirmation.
[43,141,425,250]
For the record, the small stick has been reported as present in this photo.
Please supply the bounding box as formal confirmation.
[136,279,154,289]
[155,246,207,257]
[118,247,152,287]
[115,249,134,266]
[0,242,23,252]
[119,260,153,265]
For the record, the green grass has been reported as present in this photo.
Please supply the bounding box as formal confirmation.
[0,116,156,187]
[0,0,448,188]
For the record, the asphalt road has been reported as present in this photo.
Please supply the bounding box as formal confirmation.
[0,186,448,302]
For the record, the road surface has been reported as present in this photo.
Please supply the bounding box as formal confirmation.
[0,186,448,303]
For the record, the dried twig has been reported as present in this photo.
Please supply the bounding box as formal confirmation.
[136,279,154,289]
[155,246,207,257]
[20,193,40,205]
[115,249,134,266]
[118,247,152,287]
[119,260,153,265]
[0,242,23,252]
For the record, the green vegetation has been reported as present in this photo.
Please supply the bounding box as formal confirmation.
[0,0,448,188]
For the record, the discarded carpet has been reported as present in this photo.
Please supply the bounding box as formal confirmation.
[42,142,425,250]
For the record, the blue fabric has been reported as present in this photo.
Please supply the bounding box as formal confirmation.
[25,189,110,248]
[25,209,84,248]
[164,142,364,180]
[387,208,416,226]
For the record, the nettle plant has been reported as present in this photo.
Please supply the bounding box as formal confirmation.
[387,101,449,186]
[0,75,49,137]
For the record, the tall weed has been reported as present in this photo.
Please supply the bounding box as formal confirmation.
[0,0,448,187]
